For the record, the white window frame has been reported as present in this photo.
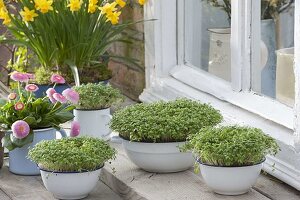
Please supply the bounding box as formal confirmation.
[142,0,300,190]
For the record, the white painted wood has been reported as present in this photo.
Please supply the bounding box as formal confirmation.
[155,0,177,77]
[231,0,243,91]
[250,0,261,92]
[144,0,155,88]
[170,65,293,130]
[293,0,300,150]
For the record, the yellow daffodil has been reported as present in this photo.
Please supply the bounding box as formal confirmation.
[89,0,98,5]
[106,11,121,25]
[138,0,147,5]
[20,7,38,22]
[99,2,117,15]
[0,7,10,25]
[88,3,97,13]
[0,0,5,9]
[2,13,11,25]
[34,0,53,14]
[115,0,126,8]
[67,0,82,12]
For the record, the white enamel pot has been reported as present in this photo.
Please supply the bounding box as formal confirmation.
[122,139,194,173]
[74,108,112,140]
[198,160,264,195]
[40,167,102,200]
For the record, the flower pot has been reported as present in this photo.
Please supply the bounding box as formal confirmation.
[34,83,70,98]
[208,28,231,81]
[8,128,66,175]
[74,108,112,140]
[40,167,102,200]
[276,47,294,107]
[198,160,264,195]
[122,139,194,173]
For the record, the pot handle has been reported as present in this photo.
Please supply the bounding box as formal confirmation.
[57,129,67,138]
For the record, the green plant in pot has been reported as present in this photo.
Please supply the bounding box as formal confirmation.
[110,98,223,173]
[0,0,148,86]
[28,136,116,200]
[73,83,123,140]
[181,125,280,195]
[0,71,79,175]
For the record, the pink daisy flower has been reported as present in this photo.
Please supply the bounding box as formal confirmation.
[10,71,29,83]
[46,88,57,103]
[53,93,67,103]
[25,84,39,92]
[11,120,30,139]
[8,93,17,100]
[70,121,80,137]
[50,74,66,84]
[25,73,35,79]
[14,102,25,111]
[62,88,79,104]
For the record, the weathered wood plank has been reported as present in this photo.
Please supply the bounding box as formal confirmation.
[102,143,271,200]
[254,174,300,200]
[0,161,54,200]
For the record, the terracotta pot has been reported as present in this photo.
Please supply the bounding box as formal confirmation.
[0,131,5,168]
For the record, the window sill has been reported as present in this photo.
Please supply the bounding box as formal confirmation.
[170,65,294,130]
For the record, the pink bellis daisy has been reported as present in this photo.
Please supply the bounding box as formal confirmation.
[46,88,57,103]
[11,71,29,82]
[62,88,79,104]
[50,74,65,84]
[11,120,30,139]
[14,102,25,111]
[25,84,39,92]
[53,93,67,103]
[70,121,80,137]
[8,93,17,100]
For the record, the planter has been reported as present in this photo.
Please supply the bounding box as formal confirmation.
[208,28,231,82]
[8,128,66,175]
[122,139,194,173]
[74,108,112,140]
[40,167,102,200]
[198,160,264,195]
[276,47,294,107]
[34,83,70,98]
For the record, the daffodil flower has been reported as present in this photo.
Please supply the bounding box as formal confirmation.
[67,0,82,12]
[20,7,38,22]
[34,0,53,14]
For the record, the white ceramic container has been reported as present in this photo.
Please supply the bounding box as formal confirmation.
[40,167,102,200]
[122,139,194,173]
[276,47,295,107]
[199,161,264,195]
[74,108,112,140]
[208,28,231,81]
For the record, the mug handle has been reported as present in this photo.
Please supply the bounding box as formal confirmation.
[102,114,112,132]
[57,129,67,138]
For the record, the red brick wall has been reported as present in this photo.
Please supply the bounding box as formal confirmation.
[109,3,145,101]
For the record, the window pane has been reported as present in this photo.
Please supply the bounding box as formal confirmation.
[184,0,231,81]
[252,1,294,107]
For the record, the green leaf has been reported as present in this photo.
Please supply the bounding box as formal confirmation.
[23,116,37,126]
[2,134,16,151]
[10,131,34,148]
